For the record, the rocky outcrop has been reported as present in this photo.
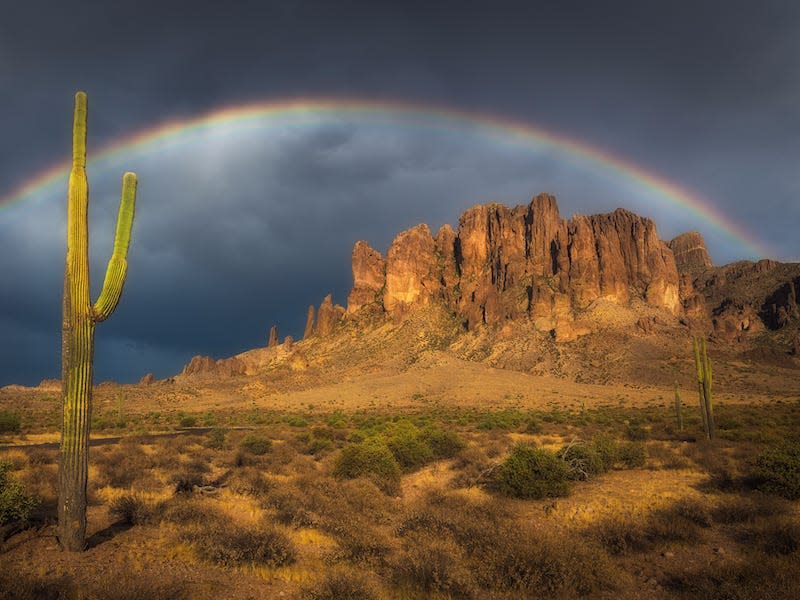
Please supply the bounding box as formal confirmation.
[347,241,385,314]
[182,355,246,377]
[303,305,315,339]
[669,231,713,271]
[268,325,278,348]
[383,224,441,321]
[316,294,345,337]
[139,373,156,385]
[345,194,681,335]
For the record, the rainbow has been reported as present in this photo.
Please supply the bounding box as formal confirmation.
[0,97,773,258]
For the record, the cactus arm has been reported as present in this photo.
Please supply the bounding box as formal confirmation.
[92,172,137,322]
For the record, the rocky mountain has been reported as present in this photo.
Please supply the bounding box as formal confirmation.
[178,193,800,380]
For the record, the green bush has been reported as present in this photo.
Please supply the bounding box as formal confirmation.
[0,411,21,434]
[286,415,309,427]
[333,438,401,495]
[179,415,197,428]
[239,434,272,456]
[749,441,800,499]
[420,427,466,459]
[591,434,619,470]
[494,444,572,499]
[0,460,38,524]
[385,422,433,470]
[206,428,226,449]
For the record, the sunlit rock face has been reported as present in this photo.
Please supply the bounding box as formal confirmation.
[669,231,714,271]
[347,241,385,314]
[347,193,683,333]
[382,224,441,321]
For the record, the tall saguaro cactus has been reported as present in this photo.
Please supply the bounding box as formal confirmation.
[693,336,715,441]
[58,92,137,551]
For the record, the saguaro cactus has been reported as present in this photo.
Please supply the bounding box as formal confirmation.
[693,336,715,441]
[58,92,137,551]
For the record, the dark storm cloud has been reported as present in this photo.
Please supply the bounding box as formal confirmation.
[0,0,797,385]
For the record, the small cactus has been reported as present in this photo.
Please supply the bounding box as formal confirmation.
[693,336,715,441]
[58,92,137,551]
[674,381,683,432]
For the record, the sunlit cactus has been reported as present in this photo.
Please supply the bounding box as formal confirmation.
[693,336,714,441]
[58,92,137,551]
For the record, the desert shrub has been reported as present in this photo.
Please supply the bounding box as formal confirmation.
[711,493,791,525]
[94,444,152,488]
[239,434,272,455]
[389,531,475,598]
[178,415,197,428]
[264,486,318,527]
[385,422,433,470]
[302,571,380,600]
[618,441,648,468]
[593,501,705,555]
[559,441,605,480]
[670,497,713,528]
[625,422,649,441]
[592,514,651,555]
[494,444,572,499]
[0,571,76,600]
[747,440,800,499]
[171,471,205,493]
[590,434,619,470]
[226,467,272,497]
[327,517,392,563]
[0,411,21,434]
[286,415,309,427]
[26,448,54,466]
[449,446,494,488]
[0,460,38,524]
[474,526,621,596]
[206,428,226,449]
[476,409,525,430]
[159,497,223,525]
[108,493,154,525]
[333,437,401,495]
[184,520,296,567]
[736,516,800,556]
[662,555,800,599]
[420,427,466,458]
[306,436,334,456]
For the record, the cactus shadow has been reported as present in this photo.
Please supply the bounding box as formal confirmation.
[86,521,133,549]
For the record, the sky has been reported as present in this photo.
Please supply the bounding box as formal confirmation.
[0,0,798,385]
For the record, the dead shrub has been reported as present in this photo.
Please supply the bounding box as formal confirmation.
[474,526,621,597]
[711,493,792,525]
[662,555,800,599]
[183,519,296,567]
[226,467,273,497]
[389,531,475,598]
[301,571,380,600]
[108,493,154,525]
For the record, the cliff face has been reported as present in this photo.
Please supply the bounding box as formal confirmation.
[669,231,714,271]
[345,194,681,332]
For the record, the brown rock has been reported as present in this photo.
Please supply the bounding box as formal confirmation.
[268,325,278,348]
[182,355,216,375]
[383,224,441,321]
[435,224,459,306]
[215,357,246,377]
[669,231,713,271]
[303,305,315,339]
[791,333,800,356]
[283,336,293,350]
[182,355,245,377]
[347,241,385,313]
[139,373,156,385]
[317,294,345,336]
